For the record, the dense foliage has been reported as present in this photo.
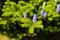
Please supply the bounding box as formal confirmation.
[0,0,60,40]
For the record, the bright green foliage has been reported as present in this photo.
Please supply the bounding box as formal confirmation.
[0,0,60,40]
[21,18,32,28]
[29,27,34,33]
[32,21,43,29]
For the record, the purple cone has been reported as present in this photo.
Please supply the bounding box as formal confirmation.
[40,9,45,16]
[32,14,37,23]
[43,12,47,18]
[56,4,60,13]
[24,13,28,18]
